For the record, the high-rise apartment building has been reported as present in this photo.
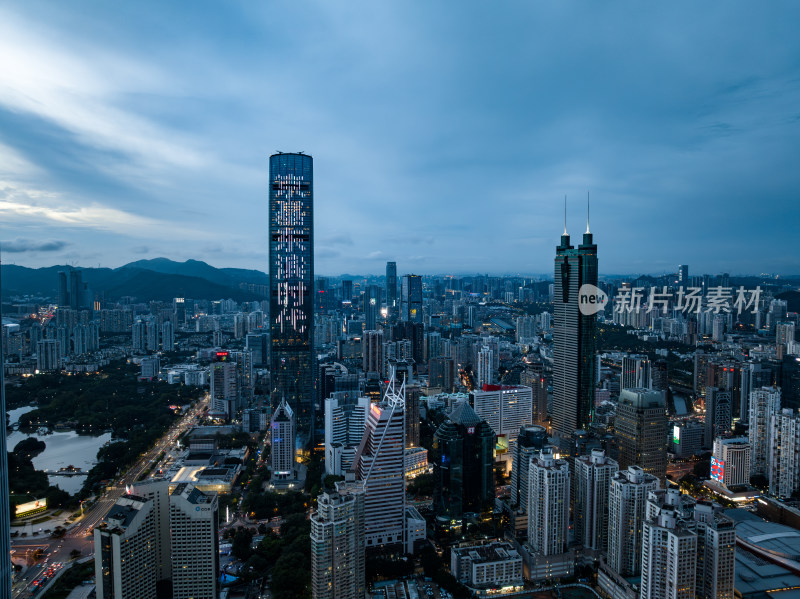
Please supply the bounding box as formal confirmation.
[269,152,314,434]
[527,447,572,580]
[476,345,493,388]
[311,483,366,599]
[471,385,533,442]
[615,388,667,482]
[386,262,397,318]
[401,274,422,323]
[573,449,619,553]
[749,386,781,476]
[526,454,570,551]
[36,338,62,372]
[640,489,735,599]
[606,466,659,577]
[769,408,800,498]
[432,401,495,528]
[552,224,598,449]
[169,483,219,599]
[640,490,698,599]
[94,494,158,599]
[349,379,406,548]
[693,503,736,599]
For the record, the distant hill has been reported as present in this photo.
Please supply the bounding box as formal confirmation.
[103,270,262,303]
[1,258,267,302]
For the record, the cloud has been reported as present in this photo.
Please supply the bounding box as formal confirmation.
[131,245,150,254]
[0,181,206,240]
[2,237,68,253]
[320,234,354,246]
[0,9,207,177]
[316,249,341,260]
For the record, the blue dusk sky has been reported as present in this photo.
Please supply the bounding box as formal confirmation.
[0,2,798,276]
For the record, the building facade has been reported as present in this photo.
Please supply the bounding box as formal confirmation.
[269,152,314,434]
[510,424,547,511]
[769,409,800,498]
[471,385,533,442]
[169,483,219,599]
[574,449,619,553]
[552,226,598,449]
[450,542,523,590]
[616,388,667,482]
[271,398,296,482]
[607,466,659,577]
[431,401,495,529]
[711,437,751,489]
[310,484,366,599]
[349,380,406,548]
[749,386,781,476]
[401,274,422,323]
[94,495,158,599]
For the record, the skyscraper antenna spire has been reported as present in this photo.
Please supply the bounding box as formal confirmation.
[563,195,568,236]
[586,191,591,234]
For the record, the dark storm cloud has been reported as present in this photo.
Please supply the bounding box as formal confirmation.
[3,238,69,253]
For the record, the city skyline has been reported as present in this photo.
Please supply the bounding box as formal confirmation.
[0,3,799,275]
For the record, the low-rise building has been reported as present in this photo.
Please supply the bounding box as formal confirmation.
[450,541,523,591]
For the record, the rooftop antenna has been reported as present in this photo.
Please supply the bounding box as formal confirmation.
[563,195,568,236]
[586,191,591,234]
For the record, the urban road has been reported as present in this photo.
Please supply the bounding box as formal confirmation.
[11,397,208,598]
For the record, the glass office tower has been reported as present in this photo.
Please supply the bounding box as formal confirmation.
[0,288,10,597]
[552,228,598,450]
[269,152,314,434]
[386,262,397,318]
[401,274,422,323]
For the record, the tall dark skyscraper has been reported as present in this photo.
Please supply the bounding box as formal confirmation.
[552,217,598,448]
[678,264,689,285]
[1,258,10,597]
[432,401,495,530]
[364,284,380,330]
[269,152,314,434]
[386,262,397,317]
[57,270,69,306]
[401,274,422,323]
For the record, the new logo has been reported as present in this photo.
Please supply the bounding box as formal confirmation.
[578,284,608,315]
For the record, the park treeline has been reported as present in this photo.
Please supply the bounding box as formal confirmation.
[6,360,203,498]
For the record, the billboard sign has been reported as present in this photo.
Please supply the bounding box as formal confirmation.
[15,498,47,518]
[711,457,724,483]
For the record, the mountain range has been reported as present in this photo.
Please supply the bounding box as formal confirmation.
[1,258,269,303]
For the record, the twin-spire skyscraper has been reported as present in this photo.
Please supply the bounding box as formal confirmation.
[552,194,599,450]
